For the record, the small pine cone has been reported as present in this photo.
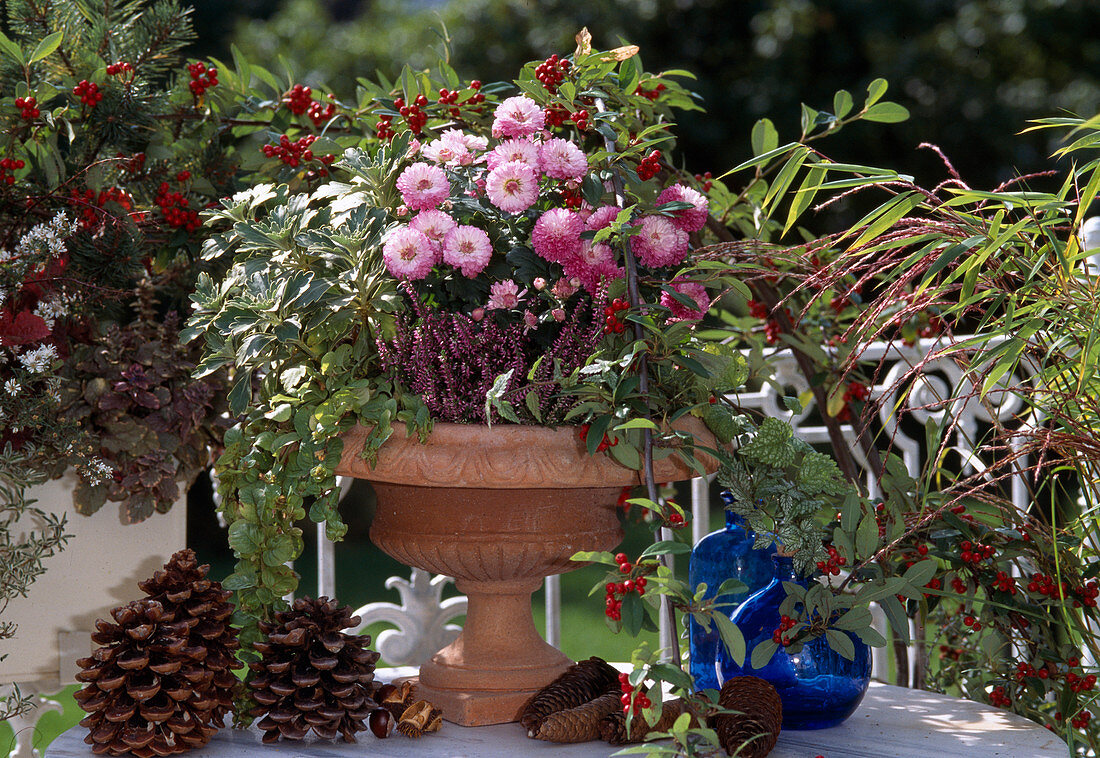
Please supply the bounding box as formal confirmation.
[138,549,240,724]
[712,676,782,757]
[520,657,619,734]
[74,599,219,757]
[396,700,443,738]
[530,690,622,742]
[249,596,382,743]
[600,699,692,745]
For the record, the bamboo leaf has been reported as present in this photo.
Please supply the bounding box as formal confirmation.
[763,146,809,210]
[784,165,826,236]
[720,142,803,178]
[846,192,923,251]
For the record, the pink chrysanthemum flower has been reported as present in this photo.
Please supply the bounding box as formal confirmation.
[660,280,711,321]
[486,280,525,310]
[492,96,545,139]
[656,184,709,232]
[382,226,439,280]
[410,210,456,251]
[531,208,583,264]
[442,128,488,153]
[442,225,493,277]
[396,162,451,211]
[485,160,539,213]
[563,240,622,292]
[631,215,689,268]
[586,204,622,231]
[486,138,540,171]
[538,138,588,181]
[422,136,471,166]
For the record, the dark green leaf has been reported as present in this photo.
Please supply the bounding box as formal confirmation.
[715,577,748,597]
[227,520,263,554]
[714,613,745,666]
[639,540,693,558]
[621,591,645,637]
[903,559,938,589]
[856,512,878,558]
[880,594,911,644]
[750,639,778,669]
[825,629,856,660]
[228,371,253,415]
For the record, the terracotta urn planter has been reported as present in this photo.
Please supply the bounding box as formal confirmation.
[336,419,715,726]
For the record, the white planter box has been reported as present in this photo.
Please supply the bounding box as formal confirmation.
[1,474,186,685]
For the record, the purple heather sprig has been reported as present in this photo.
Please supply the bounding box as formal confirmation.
[377,284,604,424]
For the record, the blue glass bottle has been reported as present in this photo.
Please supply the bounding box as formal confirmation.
[688,493,775,692]
[717,554,871,730]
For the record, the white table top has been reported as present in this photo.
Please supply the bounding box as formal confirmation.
[47,669,1067,758]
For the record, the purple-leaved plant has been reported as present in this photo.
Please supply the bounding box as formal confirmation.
[377,287,604,424]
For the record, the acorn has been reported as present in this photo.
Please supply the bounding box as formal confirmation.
[368,708,395,739]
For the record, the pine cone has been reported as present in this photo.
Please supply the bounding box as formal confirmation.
[520,657,619,734]
[600,699,693,745]
[531,690,621,742]
[712,676,782,757]
[138,549,239,724]
[248,596,382,743]
[74,599,220,757]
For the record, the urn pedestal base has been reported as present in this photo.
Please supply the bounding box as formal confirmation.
[336,421,716,727]
[412,577,574,725]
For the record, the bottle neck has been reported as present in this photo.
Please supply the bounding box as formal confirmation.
[724,510,746,531]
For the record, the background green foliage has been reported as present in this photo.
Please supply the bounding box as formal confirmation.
[217,0,1100,198]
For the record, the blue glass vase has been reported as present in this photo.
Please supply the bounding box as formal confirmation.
[688,494,775,692]
[717,554,871,730]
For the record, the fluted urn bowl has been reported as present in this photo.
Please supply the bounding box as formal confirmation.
[336,419,715,726]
